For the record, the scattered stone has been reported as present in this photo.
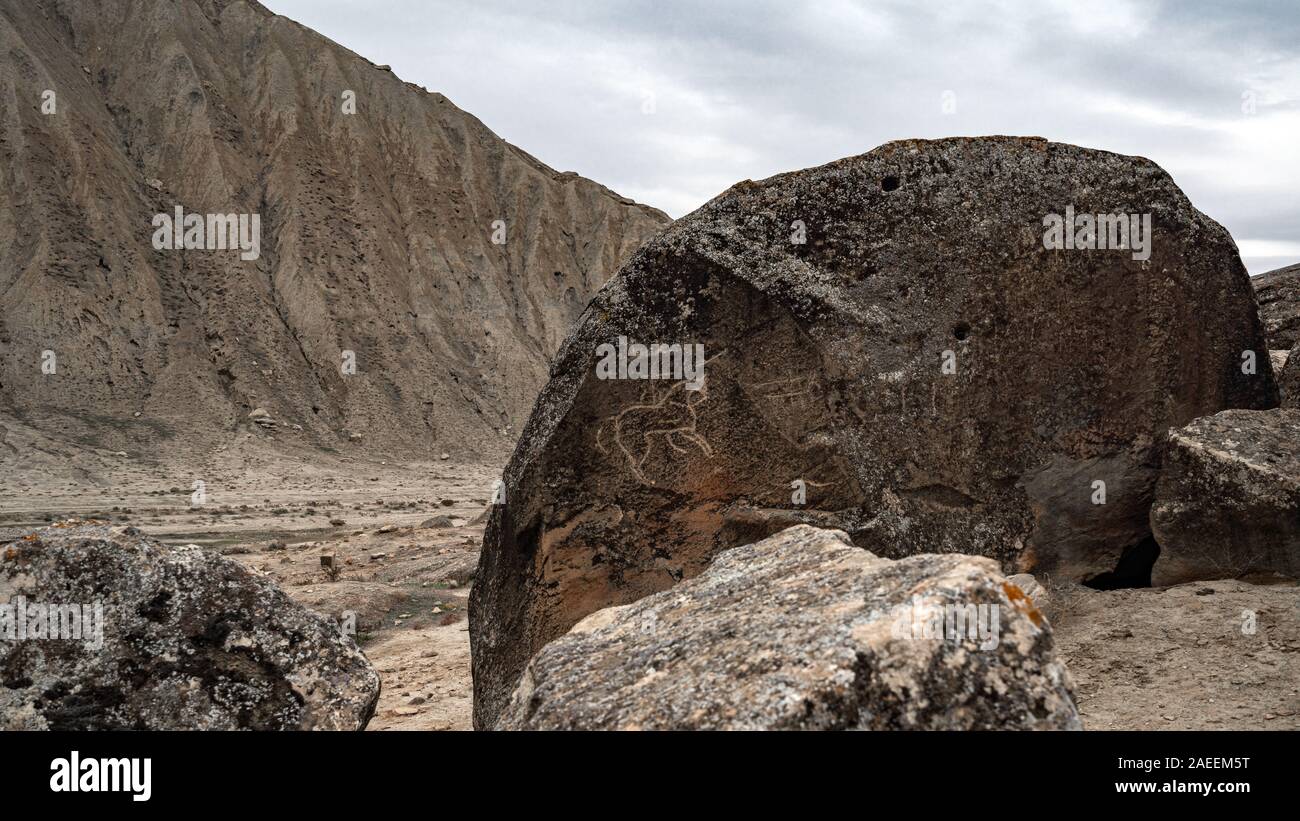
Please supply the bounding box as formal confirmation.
[420,515,455,529]
[495,526,1079,730]
[0,524,379,730]
[472,138,1276,726]
[1150,409,1300,585]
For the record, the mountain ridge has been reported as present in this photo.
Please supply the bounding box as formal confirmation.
[0,0,669,462]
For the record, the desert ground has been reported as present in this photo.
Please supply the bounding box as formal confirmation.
[0,422,496,730]
[2,421,1295,731]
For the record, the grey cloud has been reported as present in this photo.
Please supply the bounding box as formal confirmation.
[262,0,1299,273]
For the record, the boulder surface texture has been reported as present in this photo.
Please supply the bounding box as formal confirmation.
[1150,410,1300,586]
[471,137,1276,726]
[496,525,1081,730]
[1,523,380,730]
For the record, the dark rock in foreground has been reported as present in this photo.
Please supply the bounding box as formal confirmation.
[0,523,379,730]
[1150,410,1300,586]
[471,137,1276,726]
[1254,263,1300,349]
[496,526,1080,730]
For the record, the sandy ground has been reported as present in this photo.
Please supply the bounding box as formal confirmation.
[0,423,496,731]
[1048,579,1300,729]
[3,421,1296,731]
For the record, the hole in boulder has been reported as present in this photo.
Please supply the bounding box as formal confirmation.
[881,175,901,192]
[137,591,173,622]
[1083,535,1161,590]
[952,321,971,341]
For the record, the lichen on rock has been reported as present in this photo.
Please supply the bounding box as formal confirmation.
[495,525,1080,730]
[0,522,380,730]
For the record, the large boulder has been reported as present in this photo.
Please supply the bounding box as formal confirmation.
[1150,410,1300,586]
[1253,263,1300,349]
[0,523,380,730]
[471,137,1276,726]
[496,525,1080,730]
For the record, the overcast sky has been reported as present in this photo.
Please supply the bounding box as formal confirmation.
[262,0,1299,275]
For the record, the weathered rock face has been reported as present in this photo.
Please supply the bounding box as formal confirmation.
[470,137,1276,726]
[1280,343,1300,408]
[0,0,667,460]
[0,523,379,730]
[1254,263,1300,350]
[495,525,1079,730]
[1150,410,1300,586]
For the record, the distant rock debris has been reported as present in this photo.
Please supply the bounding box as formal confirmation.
[1150,410,1300,586]
[0,523,379,730]
[495,526,1080,730]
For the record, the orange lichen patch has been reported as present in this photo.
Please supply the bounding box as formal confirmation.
[1002,581,1045,628]
[4,546,17,560]
[22,533,39,541]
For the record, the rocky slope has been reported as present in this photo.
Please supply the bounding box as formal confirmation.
[0,0,668,461]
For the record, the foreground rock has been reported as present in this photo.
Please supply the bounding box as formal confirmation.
[0,523,379,730]
[1254,263,1300,349]
[472,137,1275,725]
[496,526,1079,730]
[1150,410,1300,586]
